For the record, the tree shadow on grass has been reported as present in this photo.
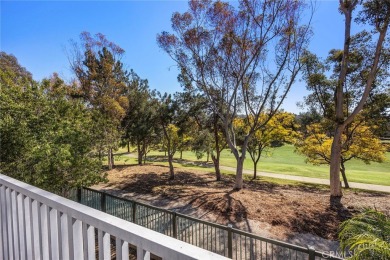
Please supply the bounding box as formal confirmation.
[146,155,214,169]
[108,163,140,169]
[113,152,132,156]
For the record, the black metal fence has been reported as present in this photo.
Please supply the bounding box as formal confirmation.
[70,187,344,260]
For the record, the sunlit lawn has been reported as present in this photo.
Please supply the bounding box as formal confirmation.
[111,144,390,186]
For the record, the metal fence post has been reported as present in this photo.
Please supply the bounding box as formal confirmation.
[77,188,81,203]
[132,201,137,224]
[308,246,316,260]
[172,212,177,238]
[101,192,106,212]
[227,224,233,258]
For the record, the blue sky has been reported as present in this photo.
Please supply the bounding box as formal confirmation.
[1,1,348,113]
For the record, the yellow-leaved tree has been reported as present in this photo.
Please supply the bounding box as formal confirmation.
[234,112,299,179]
[165,124,180,178]
[296,121,386,188]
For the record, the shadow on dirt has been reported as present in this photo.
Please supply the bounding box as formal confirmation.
[98,164,390,240]
[286,205,352,240]
[101,168,250,226]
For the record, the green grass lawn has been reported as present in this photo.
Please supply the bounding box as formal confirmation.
[112,145,390,186]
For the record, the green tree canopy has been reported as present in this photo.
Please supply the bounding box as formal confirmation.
[69,32,130,169]
[122,71,160,165]
[157,93,180,179]
[0,53,104,194]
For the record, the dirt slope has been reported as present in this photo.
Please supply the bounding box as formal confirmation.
[94,164,390,251]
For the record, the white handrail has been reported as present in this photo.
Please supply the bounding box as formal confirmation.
[0,174,228,260]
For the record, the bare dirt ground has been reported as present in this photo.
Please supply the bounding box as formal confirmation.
[93,164,390,252]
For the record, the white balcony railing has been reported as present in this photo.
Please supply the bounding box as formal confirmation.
[0,174,228,260]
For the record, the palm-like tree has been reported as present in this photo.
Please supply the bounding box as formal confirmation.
[339,209,390,259]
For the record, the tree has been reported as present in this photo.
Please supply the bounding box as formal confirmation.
[300,0,390,200]
[178,91,227,180]
[122,71,159,165]
[295,108,322,133]
[239,112,298,179]
[174,92,197,160]
[0,51,33,87]
[329,0,390,199]
[339,209,390,259]
[69,32,130,169]
[177,133,193,159]
[0,54,104,194]
[158,0,311,189]
[362,91,390,138]
[296,120,387,188]
[192,118,227,180]
[157,93,180,179]
[233,112,298,179]
[208,113,227,181]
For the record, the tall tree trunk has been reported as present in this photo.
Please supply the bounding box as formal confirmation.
[329,1,389,204]
[212,114,221,180]
[330,125,344,197]
[111,149,115,168]
[180,150,183,160]
[252,149,262,180]
[137,140,142,165]
[234,156,245,190]
[107,149,111,169]
[127,142,130,153]
[248,151,256,179]
[168,154,174,180]
[107,148,113,170]
[163,125,175,180]
[211,152,221,181]
[226,136,247,190]
[340,161,349,189]
[206,151,209,162]
[223,119,248,190]
[142,140,147,164]
[329,2,355,201]
[253,163,257,180]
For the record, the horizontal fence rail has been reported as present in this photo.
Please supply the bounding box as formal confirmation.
[0,174,228,260]
[72,187,344,260]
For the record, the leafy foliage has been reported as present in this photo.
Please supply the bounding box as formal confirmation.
[339,210,390,259]
[122,71,159,164]
[235,112,299,178]
[158,0,311,189]
[296,121,386,166]
[300,0,390,197]
[157,93,180,179]
[0,54,104,194]
[0,52,33,87]
[177,92,227,180]
[69,32,130,169]
[296,118,386,188]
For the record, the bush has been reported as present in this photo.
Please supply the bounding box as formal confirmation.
[339,209,390,259]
